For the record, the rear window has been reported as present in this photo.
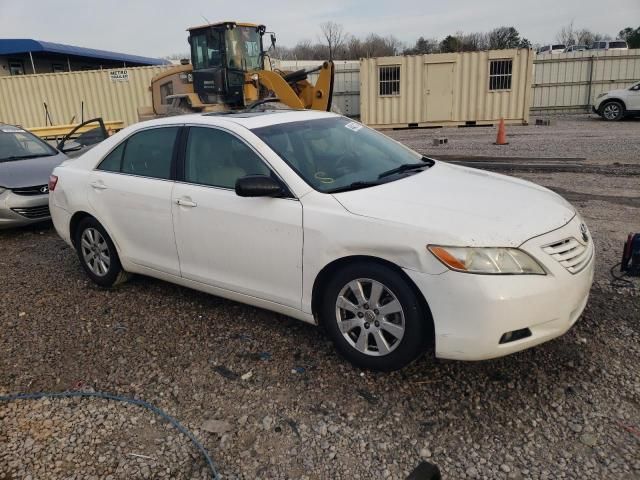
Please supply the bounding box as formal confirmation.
[552,45,565,50]
[609,41,627,49]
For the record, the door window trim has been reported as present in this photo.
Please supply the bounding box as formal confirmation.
[176,124,297,199]
[94,124,184,182]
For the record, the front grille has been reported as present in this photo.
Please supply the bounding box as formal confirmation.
[11,185,48,196]
[11,205,50,219]
[542,237,593,274]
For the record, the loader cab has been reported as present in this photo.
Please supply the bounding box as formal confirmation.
[188,22,266,107]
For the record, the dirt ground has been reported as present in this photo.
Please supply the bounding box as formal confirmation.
[1,115,639,479]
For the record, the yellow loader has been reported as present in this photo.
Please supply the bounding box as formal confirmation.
[138,21,335,120]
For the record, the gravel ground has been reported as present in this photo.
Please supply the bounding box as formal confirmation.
[1,116,639,479]
[386,114,640,165]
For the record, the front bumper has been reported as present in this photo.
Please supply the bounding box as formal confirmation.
[405,217,594,361]
[0,190,51,229]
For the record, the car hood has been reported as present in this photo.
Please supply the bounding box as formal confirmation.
[332,161,576,247]
[602,88,630,97]
[0,152,67,188]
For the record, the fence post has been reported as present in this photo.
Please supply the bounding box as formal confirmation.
[586,55,595,112]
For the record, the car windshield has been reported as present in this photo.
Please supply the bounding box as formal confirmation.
[0,127,58,162]
[253,117,432,193]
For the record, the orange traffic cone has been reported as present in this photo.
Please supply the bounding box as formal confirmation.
[495,118,508,145]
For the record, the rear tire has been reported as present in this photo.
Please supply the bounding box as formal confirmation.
[320,262,430,371]
[74,217,130,288]
[600,100,624,121]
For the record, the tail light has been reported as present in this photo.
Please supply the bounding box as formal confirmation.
[48,175,58,192]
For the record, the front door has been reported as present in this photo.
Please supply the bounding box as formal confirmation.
[87,126,181,275]
[424,63,455,122]
[627,84,640,110]
[171,126,303,309]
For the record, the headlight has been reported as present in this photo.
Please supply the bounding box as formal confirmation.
[596,92,608,99]
[428,245,546,275]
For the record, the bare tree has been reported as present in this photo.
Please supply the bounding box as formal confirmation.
[556,21,576,46]
[320,21,347,60]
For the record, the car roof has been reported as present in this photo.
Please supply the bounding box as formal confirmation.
[134,109,342,131]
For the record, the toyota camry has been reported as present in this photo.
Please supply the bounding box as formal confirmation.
[49,111,594,370]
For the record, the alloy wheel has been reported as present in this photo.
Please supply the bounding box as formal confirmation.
[80,227,111,277]
[335,278,405,356]
[603,103,621,120]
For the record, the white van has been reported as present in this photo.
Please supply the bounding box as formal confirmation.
[537,44,566,55]
[590,40,628,51]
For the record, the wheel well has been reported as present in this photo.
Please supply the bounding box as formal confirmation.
[69,211,95,247]
[601,98,626,110]
[311,255,435,347]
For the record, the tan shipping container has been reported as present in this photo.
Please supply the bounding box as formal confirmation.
[360,48,533,129]
[0,65,171,128]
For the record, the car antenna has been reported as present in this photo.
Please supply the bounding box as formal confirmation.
[201,14,211,26]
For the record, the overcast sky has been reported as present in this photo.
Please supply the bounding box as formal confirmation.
[0,0,638,57]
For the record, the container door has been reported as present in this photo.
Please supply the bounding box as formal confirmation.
[424,63,455,122]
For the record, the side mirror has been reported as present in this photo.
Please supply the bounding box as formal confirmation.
[270,33,277,49]
[59,140,83,153]
[235,175,283,197]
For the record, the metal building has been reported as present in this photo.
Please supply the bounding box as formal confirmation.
[360,48,534,128]
[0,39,168,77]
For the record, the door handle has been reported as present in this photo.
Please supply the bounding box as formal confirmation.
[90,181,107,190]
[175,198,197,208]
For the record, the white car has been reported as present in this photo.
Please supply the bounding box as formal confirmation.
[537,44,566,55]
[49,111,594,370]
[593,81,640,121]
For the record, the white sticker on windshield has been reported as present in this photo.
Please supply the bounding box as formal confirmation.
[344,122,363,132]
[0,127,24,133]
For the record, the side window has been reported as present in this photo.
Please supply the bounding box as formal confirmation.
[121,127,179,179]
[185,127,271,189]
[98,142,125,172]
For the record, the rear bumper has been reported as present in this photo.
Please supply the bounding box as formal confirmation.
[49,202,73,246]
[405,217,594,361]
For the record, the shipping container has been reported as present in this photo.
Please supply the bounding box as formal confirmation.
[360,49,534,128]
[0,65,170,128]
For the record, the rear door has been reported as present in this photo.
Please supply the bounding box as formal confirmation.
[87,125,181,275]
[171,125,303,308]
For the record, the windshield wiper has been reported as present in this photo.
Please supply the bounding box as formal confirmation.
[0,154,53,162]
[326,180,382,194]
[378,160,431,179]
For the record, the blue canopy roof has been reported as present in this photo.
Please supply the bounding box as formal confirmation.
[0,39,169,65]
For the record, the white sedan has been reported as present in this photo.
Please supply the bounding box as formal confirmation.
[49,111,594,370]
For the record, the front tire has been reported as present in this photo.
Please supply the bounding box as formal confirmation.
[321,262,430,371]
[74,217,130,288]
[600,100,624,121]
